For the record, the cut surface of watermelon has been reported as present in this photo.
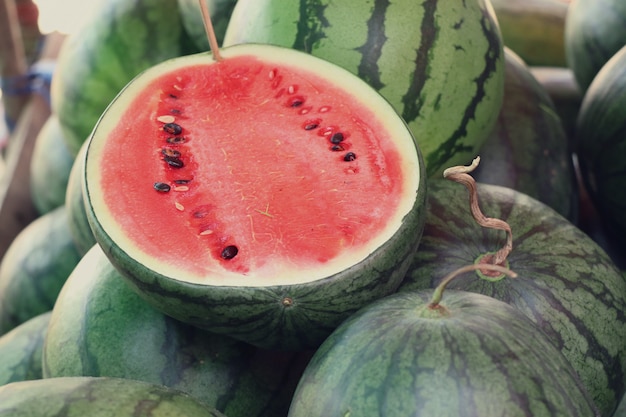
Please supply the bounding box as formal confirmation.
[86,44,422,286]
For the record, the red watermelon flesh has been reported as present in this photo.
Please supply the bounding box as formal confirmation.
[88,46,421,286]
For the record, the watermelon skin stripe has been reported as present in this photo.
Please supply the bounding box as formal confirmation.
[398,180,626,417]
[223,0,505,178]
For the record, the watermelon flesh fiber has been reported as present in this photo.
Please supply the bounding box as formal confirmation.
[95,53,414,285]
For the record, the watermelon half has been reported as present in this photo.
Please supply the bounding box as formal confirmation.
[84,43,426,350]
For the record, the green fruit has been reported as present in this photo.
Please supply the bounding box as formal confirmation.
[564,0,626,91]
[575,44,626,259]
[43,244,313,417]
[0,312,50,386]
[29,116,75,215]
[473,48,578,221]
[223,0,505,178]
[289,287,599,416]
[0,206,81,335]
[399,178,626,416]
[51,0,198,156]
[0,376,226,416]
[83,43,426,351]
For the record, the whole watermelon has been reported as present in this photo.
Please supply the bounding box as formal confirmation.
[473,48,578,221]
[565,0,626,91]
[222,0,505,178]
[574,44,626,261]
[0,206,81,335]
[44,244,313,417]
[288,287,599,416]
[51,0,199,156]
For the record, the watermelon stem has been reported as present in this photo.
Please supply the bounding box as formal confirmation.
[428,263,517,308]
[198,0,223,62]
[443,156,513,265]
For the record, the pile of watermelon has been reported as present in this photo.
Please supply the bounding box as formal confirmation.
[1,0,626,416]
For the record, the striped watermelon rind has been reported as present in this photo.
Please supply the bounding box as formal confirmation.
[399,179,626,417]
[222,0,505,178]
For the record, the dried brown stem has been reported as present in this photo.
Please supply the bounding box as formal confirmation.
[198,0,223,62]
[443,156,513,265]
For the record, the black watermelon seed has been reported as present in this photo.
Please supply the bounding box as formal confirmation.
[343,152,357,162]
[164,155,184,168]
[288,96,305,107]
[304,122,319,130]
[221,245,239,260]
[162,148,181,158]
[153,182,171,192]
[166,136,186,144]
[330,132,345,144]
[169,94,178,99]
[163,123,183,135]
[331,144,345,152]
[174,179,190,184]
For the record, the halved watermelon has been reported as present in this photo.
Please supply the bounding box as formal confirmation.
[84,43,426,350]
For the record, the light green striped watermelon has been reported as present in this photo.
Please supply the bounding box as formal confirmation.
[398,178,626,417]
[0,377,226,417]
[222,0,505,178]
[83,43,426,351]
[288,287,600,416]
[43,244,313,417]
[0,206,81,336]
[51,0,199,156]
[0,312,50,386]
[29,116,75,215]
[565,0,626,92]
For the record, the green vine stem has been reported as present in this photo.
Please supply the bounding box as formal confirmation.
[428,263,518,308]
[443,156,513,266]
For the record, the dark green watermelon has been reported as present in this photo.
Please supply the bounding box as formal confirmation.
[565,0,626,91]
[473,48,578,222]
[223,0,505,178]
[0,206,81,335]
[288,287,599,416]
[398,178,626,416]
[43,244,313,417]
[574,44,626,264]
[0,312,50,386]
[29,115,75,215]
[51,0,200,156]
[0,376,226,416]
